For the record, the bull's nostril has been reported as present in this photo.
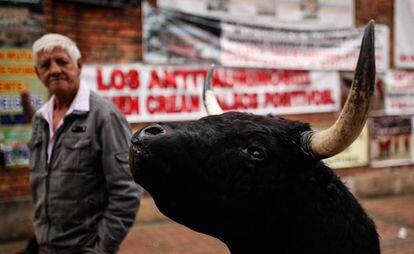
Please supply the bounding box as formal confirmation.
[131,136,139,145]
[144,125,165,136]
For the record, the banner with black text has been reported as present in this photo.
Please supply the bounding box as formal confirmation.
[220,22,389,71]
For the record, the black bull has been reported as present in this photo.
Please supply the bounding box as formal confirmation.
[129,21,380,254]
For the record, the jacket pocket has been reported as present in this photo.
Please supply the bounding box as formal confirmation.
[63,138,91,150]
[27,138,42,150]
[61,137,96,172]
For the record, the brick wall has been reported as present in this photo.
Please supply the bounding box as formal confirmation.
[1,0,413,201]
[44,0,143,64]
[0,169,30,199]
[355,0,394,67]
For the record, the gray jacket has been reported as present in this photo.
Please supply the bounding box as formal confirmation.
[28,91,142,253]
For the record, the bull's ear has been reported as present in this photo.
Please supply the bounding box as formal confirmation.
[301,20,376,159]
[203,64,224,116]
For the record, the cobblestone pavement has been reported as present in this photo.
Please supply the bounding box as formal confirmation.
[119,194,414,254]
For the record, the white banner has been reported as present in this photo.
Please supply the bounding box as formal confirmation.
[394,0,414,69]
[385,70,414,115]
[220,23,389,71]
[158,0,354,29]
[81,64,340,122]
[142,2,220,65]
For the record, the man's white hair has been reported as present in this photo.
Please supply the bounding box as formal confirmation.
[33,33,81,67]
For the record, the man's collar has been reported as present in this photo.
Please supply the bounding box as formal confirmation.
[37,82,90,119]
[70,82,90,112]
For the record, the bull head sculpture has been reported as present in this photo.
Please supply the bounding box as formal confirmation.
[130,21,379,254]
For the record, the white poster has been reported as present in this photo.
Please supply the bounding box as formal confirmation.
[370,116,413,168]
[385,70,414,115]
[220,22,389,71]
[81,64,340,122]
[394,0,414,69]
[158,0,354,29]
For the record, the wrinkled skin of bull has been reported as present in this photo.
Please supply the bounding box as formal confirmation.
[129,112,380,254]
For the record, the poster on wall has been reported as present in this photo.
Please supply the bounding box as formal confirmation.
[313,122,369,169]
[143,2,220,64]
[220,22,389,71]
[0,0,44,47]
[158,0,354,29]
[0,125,31,168]
[81,63,341,123]
[394,0,414,69]
[370,116,413,168]
[0,49,49,168]
[0,0,45,169]
[384,70,414,115]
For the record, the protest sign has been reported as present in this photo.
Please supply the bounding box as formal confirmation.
[220,22,389,71]
[81,63,341,122]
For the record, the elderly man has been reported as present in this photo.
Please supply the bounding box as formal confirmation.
[28,33,142,253]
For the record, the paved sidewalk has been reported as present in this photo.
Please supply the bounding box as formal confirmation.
[1,194,413,253]
[119,194,414,254]
[362,195,414,254]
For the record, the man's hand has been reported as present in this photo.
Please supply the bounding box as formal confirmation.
[20,91,36,121]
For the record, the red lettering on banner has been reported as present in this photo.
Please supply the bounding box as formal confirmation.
[149,70,177,89]
[276,70,310,86]
[149,70,163,89]
[175,70,206,89]
[127,70,140,89]
[218,93,258,110]
[146,95,199,114]
[264,92,291,107]
[264,89,334,107]
[164,71,177,89]
[214,69,311,87]
[109,96,140,115]
[97,69,140,90]
[149,70,207,89]
[112,70,125,90]
[97,69,110,90]
[207,69,232,88]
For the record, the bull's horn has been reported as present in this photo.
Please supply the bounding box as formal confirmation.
[203,64,224,115]
[301,20,376,159]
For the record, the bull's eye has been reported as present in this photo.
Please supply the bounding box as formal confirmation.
[245,146,266,160]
